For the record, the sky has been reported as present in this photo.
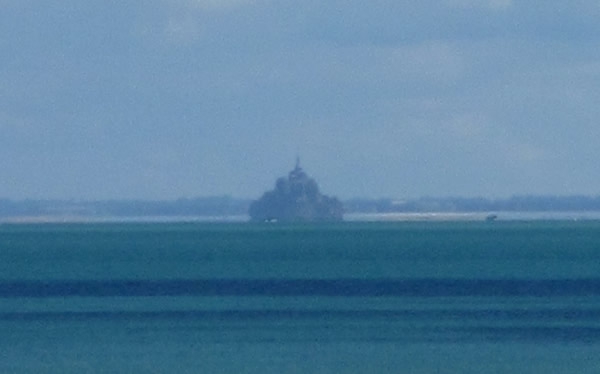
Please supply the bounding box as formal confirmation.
[2,0,600,200]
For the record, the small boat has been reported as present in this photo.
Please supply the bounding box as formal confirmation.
[485,214,498,222]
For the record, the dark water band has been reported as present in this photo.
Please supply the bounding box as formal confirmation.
[1,278,599,297]
[2,308,600,321]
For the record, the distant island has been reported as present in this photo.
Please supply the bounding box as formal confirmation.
[248,159,344,222]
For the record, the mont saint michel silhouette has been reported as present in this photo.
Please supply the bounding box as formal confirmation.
[249,159,343,222]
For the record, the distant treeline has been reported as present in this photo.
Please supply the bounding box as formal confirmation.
[0,197,252,218]
[2,195,600,219]
[345,195,600,213]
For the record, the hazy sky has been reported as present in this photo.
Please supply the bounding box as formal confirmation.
[2,0,600,200]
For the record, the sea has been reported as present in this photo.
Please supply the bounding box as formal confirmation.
[1,220,600,373]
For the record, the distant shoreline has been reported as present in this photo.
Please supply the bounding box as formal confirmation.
[345,211,600,221]
[3,211,600,224]
[0,215,249,224]
[4,195,600,222]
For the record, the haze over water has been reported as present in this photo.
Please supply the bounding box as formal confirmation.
[3,2,600,200]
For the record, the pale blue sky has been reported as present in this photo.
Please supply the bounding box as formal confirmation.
[2,0,600,199]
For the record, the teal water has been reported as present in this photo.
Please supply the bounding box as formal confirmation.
[1,222,599,373]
